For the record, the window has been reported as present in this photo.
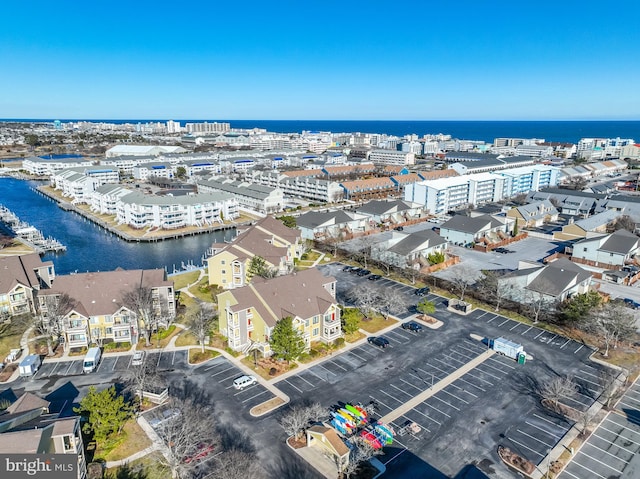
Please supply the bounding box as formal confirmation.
[313,316,319,325]
[105,315,113,323]
[583,247,587,252]
[312,327,319,336]
[221,270,226,274]
[221,260,225,265]
[105,328,113,335]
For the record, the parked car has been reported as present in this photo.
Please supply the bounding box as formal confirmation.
[394,226,404,231]
[131,350,145,366]
[148,408,181,429]
[233,375,257,390]
[493,247,508,254]
[343,265,355,272]
[356,269,371,277]
[367,336,390,348]
[402,321,423,332]
[184,443,215,464]
[349,267,362,274]
[368,274,382,281]
[623,298,640,309]
[415,287,430,296]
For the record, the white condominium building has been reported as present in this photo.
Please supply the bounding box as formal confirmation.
[50,166,120,204]
[369,149,415,166]
[23,156,94,176]
[405,165,559,215]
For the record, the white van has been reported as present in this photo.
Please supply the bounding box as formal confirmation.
[233,375,257,390]
[83,347,102,373]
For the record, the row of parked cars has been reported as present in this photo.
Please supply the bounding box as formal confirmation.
[342,265,382,281]
[367,321,424,349]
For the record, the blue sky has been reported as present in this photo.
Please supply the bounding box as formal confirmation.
[1,1,638,120]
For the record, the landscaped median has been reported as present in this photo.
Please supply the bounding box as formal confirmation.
[249,396,287,417]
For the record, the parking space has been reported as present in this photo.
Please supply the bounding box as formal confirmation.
[559,412,640,479]
[34,358,85,379]
[147,350,188,371]
[194,356,276,410]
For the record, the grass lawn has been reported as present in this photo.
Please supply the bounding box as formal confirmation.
[188,348,219,364]
[171,270,200,290]
[104,451,169,479]
[93,419,152,462]
[174,331,197,347]
[137,325,180,350]
[0,318,30,363]
[358,313,397,334]
[178,294,198,310]
[345,331,366,343]
[188,278,216,302]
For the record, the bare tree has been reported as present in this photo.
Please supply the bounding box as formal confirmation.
[212,449,264,479]
[523,290,551,323]
[323,228,344,257]
[377,289,405,320]
[448,266,475,301]
[476,271,511,312]
[341,436,381,479]
[122,286,155,347]
[188,302,215,353]
[541,375,577,407]
[584,303,636,357]
[155,397,217,479]
[599,368,623,409]
[576,409,597,434]
[39,293,76,355]
[305,402,329,424]
[125,356,164,404]
[357,235,377,269]
[279,404,312,440]
[346,284,378,318]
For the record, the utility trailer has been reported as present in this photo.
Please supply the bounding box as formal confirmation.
[492,337,526,363]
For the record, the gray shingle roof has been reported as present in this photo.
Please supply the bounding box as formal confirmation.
[296,210,354,229]
[599,229,640,254]
[527,258,592,297]
[386,230,447,256]
[356,200,412,216]
[440,214,500,234]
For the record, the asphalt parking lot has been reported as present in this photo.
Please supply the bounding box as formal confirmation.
[311,263,611,478]
[559,378,640,479]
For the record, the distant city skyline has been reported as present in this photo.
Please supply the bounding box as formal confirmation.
[1,1,639,120]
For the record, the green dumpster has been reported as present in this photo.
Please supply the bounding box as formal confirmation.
[517,353,526,365]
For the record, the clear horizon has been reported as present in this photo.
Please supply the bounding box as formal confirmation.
[1,1,639,120]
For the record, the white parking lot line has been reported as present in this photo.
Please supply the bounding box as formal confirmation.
[379,389,404,405]
[412,407,441,425]
[297,375,316,388]
[458,377,485,392]
[568,460,607,479]
[498,318,510,327]
[316,363,337,376]
[204,361,223,371]
[64,362,75,375]
[50,362,63,375]
[417,366,446,380]
[533,414,564,429]
[525,421,563,440]
[369,395,394,413]
[583,441,630,464]
[592,432,637,454]
[210,366,234,377]
[431,357,457,372]
[574,344,584,354]
[579,449,626,473]
[475,363,505,379]
[547,334,557,344]
[468,372,494,386]
[234,385,258,396]
[390,383,414,398]
[450,382,478,398]
[442,389,468,404]
[575,375,600,387]
[508,437,544,458]
[486,315,499,323]
[521,326,533,335]
[242,389,269,404]
[219,373,241,383]
[516,428,555,448]
[348,350,367,362]
[111,358,118,371]
[283,379,303,394]
[578,369,601,380]
[560,339,571,349]
[400,415,429,433]
[431,394,460,411]
[399,378,424,392]
[476,311,488,319]
[488,357,515,370]
[424,401,451,418]
[306,368,325,382]
[534,331,545,340]
[327,360,347,371]
[509,322,520,331]
[561,468,582,479]
[442,354,466,366]
[600,419,640,440]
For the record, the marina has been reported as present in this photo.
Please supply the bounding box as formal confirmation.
[0,204,66,254]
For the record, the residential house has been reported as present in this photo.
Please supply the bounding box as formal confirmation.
[0,392,87,478]
[570,229,640,269]
[371,229,448,269]
[0,254,55,319]
[553,210,622,241]
[340,177,396,201]
[506,200,559,228]
[356,199,425,227]
[498,258,592,304]
[439,214,515,246]
[207,216,303,289]
[527,188,603,217]
[296,210,368,241]
[38,269,175,349]
[217,268,341,355]
[197,178,284,213]
[306,425,350,474]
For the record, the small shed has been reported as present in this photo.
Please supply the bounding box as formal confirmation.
[306,425,350,471]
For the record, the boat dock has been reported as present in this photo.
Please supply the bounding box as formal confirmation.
[0,204,67,254]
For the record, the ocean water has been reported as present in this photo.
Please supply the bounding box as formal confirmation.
[3,119,639,144]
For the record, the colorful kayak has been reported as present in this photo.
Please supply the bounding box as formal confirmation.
[331,411,355,428]
[346,404,367,421]
[354,404,368,418]
[338,408,357,423]
[360,430,383,449]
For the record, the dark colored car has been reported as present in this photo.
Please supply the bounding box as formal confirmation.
[342,265,354,272]
[402,321,423,332]
[415,287,430,296]
[493,247,508,254]
[367,336,390,348]
[394,226,404,231]
[356,269,371,276]
[349,267,362,274]
[368,274,382,281]
[623,298,640,309]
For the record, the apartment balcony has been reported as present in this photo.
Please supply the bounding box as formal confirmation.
[66,335,89,349]
[64,322,88,334]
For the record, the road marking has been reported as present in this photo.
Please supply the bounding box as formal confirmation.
[578,449,626,473]
[171,350,176,365]
[424,401,451,418]
[348,350,367,362]
[488,356,515,370]
[431,394,460,411]
[474,365,503,380]
[50,362,63,375]
[316,363,338,376]
[533,414,564,428]
[467,372,494,386]
[411,406,441,425]
[111,358,118,371]
[399,377,424,392]
[400,414,429,433]
[509,322,520,331]
[507,437,544,458]
[486,315,498,323]
[582,441,631,464]
[516,428,554,448]
[297,375,316,388]
[234,384,258,396]
[378,389,404,405]
[560,468,583,479]
[431,357,457,372]
[283,379,303,394]
[525,421,563,439]
[547,334,557,344]
[534,331,545,340]
[450,382,478,398]
[204,361,224,371]
[64,362,75,375]
[306,368,325,382]
[560,339,571,349]
[369,395,394,413]
[326,360,347,371]
[242,389,269,404]
[420,363,451,377]
[521,326,533,335]
[592,432,638,454]
[498,319,510,327]
[602,417,640,438]
[566,460,607,479]
[578,369,601,380]
[457,377,485,392]
[210,366,234,377]
[390,383,414,397]
[441,389,468,404]
[219,373,241,383]
[476,311,488,319]
[574,344,584,354]
[442,354,466,366]
[383,448,408,466]
[575,375,600,387]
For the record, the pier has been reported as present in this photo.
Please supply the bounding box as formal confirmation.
[0,204,67,254]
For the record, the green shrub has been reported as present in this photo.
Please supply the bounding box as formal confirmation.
[155,325,176,340]
[427,251,446,265]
